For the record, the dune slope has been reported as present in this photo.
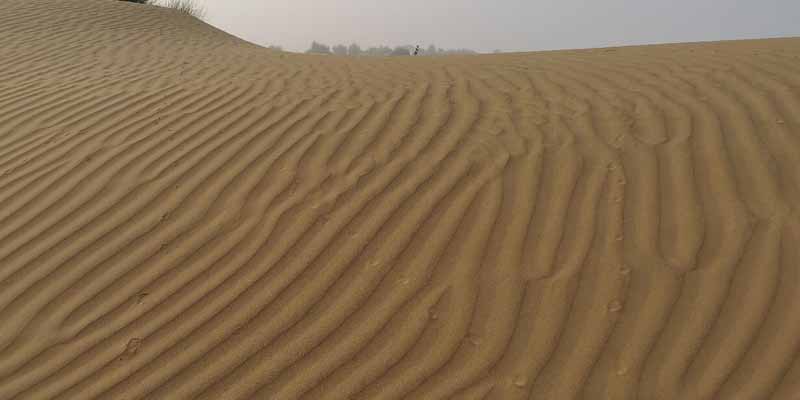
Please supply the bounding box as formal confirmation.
[2,1,800,399]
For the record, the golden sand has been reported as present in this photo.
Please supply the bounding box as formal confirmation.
[1,1,800,398]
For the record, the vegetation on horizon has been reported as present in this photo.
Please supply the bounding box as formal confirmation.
[161,0,205,19]
[306,41,478,56]
[117,0,205,20]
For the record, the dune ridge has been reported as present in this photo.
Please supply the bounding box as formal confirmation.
[2,1,800,398]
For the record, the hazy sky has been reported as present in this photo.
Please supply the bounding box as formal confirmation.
[199,0,800,53]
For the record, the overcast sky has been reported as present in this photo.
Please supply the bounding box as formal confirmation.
[198,0,800,53]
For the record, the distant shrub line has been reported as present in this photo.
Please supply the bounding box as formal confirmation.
[304,41,478,56]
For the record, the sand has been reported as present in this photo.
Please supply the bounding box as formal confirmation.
[1,0,800,399]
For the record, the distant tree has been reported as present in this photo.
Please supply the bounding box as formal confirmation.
[338,42,479,57]
[365,45,392,56]
[454,48,478,54]
[307,41,331,54]
[348,43,362,57]
[391,46,411,56]
[434,47,478,55]
[332,44,348,56]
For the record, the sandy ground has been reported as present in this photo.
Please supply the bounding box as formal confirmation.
[1,0,800,399]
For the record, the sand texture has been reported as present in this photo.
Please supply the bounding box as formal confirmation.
[2,1,800,399]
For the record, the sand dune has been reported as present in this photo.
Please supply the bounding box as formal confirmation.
[2,0,800,398]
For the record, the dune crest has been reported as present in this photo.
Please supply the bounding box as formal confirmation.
[2,1,800,399]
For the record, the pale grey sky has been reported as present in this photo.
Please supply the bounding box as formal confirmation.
[198,0,800,53]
